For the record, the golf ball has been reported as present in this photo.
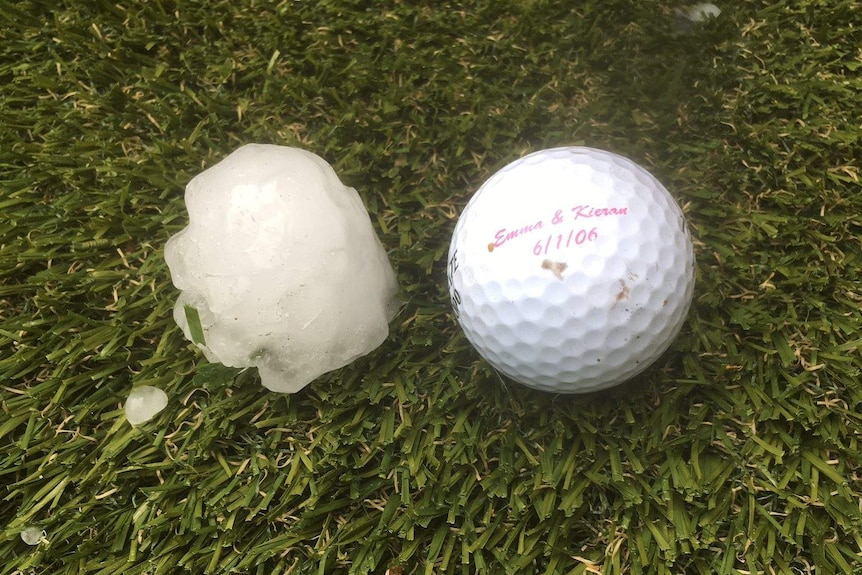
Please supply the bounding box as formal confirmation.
[447,147,695,393]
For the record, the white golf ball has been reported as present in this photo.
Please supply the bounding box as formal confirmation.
[447,147,695,393]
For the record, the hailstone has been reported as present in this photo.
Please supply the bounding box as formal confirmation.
[125,385,169,426]
[673,3,721,32]
[20,526,44,545]
[164,144,400,393]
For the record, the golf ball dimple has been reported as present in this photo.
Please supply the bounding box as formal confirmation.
[447,147,695,394]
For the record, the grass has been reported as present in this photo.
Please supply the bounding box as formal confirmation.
[1,0,861,573]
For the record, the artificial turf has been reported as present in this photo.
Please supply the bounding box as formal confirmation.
[2,1,861,573]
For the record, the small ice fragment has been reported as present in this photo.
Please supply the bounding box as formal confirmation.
[688,3,720,21]
[21,526,44,545]
[124,385,168,426]
[674,3,721,32]
[164,144,400,393]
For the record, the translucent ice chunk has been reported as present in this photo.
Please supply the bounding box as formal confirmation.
[125,385,169,426]
[21,526,45,545]
[688,3,720,21]
[674,3,720,32]
[164,144,400,393]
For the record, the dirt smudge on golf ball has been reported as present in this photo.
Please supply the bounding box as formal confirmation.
[541,259,568,280]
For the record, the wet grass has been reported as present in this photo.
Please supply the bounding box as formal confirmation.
[2,0,861,573]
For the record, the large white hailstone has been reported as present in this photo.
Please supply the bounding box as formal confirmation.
[125,385,169,425]
[164,144,400,393]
